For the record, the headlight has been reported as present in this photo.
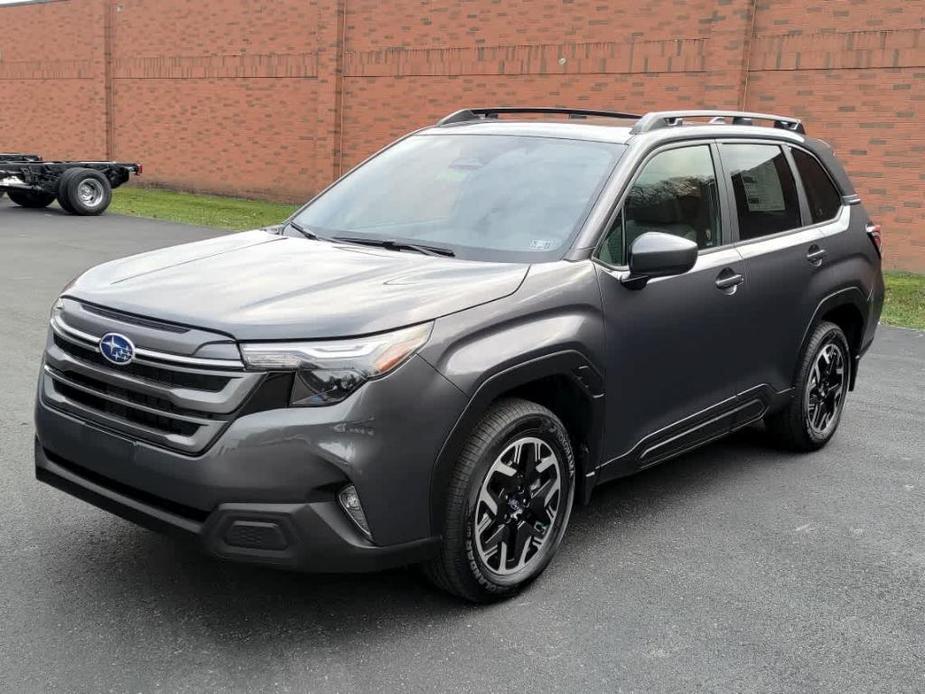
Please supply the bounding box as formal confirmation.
[240,322,433,406]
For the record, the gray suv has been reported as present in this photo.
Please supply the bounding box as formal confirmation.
[35,108,884,602]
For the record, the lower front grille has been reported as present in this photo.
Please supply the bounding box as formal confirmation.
[53,380,201,437]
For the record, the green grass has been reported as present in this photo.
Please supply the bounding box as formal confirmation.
[108,187,925,331]
[883,271,925,330]
[110,186,299,231]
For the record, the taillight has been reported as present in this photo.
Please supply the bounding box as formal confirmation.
[866,223,882,257]
[136,163,143,175]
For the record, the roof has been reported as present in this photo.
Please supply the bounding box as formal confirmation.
[423,107,809,146]
[419,119,637,144]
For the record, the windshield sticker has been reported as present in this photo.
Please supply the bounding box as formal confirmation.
[530,239,554,251]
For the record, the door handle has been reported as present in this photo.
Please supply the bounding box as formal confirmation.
[806,245,827,265]
[715,269,745,292]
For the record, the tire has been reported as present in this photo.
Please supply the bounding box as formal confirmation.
[424,398,576,603]
[7,189,56,208]
[56,169,80,214]
[765,321,851,452]
[59,168,112,215]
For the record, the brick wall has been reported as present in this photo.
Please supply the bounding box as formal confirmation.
[0,0,108,159]
[1,0,922,270]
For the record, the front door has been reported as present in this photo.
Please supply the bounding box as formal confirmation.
[593,143,754,477]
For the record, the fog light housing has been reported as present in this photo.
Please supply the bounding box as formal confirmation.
[338,484,372,540]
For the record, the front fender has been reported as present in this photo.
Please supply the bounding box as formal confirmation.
[416,261,608,534]
[424,350,606,536]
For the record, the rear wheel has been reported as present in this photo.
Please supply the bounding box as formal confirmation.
[424,398,575,602]
[59,168,112,215]
[766,321,850,451]
[7,189,56,208]
[56,169,79,213]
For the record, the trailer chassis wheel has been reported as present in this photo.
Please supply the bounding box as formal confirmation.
[7,189,56,208]
[56,169,79,213]
[60,168,112,216]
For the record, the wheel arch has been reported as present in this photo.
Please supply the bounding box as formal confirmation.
[799,286,868,391]
[427,350,605,537]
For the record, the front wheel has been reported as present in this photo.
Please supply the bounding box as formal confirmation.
[766,321,851,451]
[424,398,575,602]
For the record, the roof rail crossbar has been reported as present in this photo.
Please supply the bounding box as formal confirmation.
[437,107,642,127]
[630,110,805,135]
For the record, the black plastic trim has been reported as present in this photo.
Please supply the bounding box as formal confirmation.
[438,107,641,126]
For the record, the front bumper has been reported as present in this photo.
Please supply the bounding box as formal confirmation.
[34,354,467,572]
[35,441,438,572]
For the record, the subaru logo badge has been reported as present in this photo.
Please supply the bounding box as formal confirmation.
[99,332,135,365]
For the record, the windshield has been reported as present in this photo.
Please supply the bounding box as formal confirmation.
[294,133,626,262]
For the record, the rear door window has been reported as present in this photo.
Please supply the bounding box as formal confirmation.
[791,148,842,224]
[722,144,802,240]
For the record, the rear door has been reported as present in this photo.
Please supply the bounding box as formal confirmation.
[717,140,836,401]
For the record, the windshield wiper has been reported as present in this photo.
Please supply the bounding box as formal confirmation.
[333,236,455,257]
[285,220,322,241]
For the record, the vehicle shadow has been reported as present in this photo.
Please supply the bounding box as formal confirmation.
[0,200,72,217]
[39,426,797,644]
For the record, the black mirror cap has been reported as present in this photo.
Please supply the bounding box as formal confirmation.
[623,232,698,289]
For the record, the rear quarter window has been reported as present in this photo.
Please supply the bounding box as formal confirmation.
[791,148,842,223]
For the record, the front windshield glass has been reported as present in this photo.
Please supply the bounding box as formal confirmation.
[294,133,626,262]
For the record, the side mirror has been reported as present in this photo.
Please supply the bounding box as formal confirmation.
[622,232,698,290]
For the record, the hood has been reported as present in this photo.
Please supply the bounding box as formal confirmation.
[66,230,529,340]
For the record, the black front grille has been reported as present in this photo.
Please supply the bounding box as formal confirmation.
[54,368,207,418]
[53,334,230,392]
[54,381,200,437]
[46,309,266,454]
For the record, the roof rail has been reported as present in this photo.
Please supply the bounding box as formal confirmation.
[630,110,805,135]
[437,107,642,126]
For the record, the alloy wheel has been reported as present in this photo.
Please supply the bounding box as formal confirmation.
[472,436,562,577]
[803,340,848,438]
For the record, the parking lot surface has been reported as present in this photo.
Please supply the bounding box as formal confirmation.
[1,200,922,693]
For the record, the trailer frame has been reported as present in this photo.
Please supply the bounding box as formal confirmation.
[0,153,141,215]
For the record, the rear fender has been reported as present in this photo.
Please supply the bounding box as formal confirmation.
[798,286,868,391]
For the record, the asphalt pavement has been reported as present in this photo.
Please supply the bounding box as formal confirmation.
[0,199,922,693]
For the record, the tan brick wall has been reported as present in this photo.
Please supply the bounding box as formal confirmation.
[1,0,922,270]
